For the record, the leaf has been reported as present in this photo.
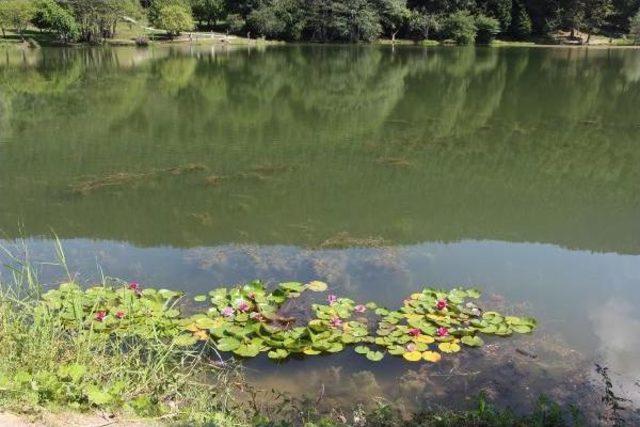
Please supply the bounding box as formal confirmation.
[461,335,484,347]
[466,288,481,299]
[217,336,241,352]
[305,281,328,292]
[194,295,207,302]
[354,345,370,355]
[402,351,422,362]
[279,282,304,293]
[414,335,435,344]
[267,349,289,360]
[233,343,261,358]
[366,351,384,362]
[303,347,321,355]
[173,334,198,347]
[195,317,217,329]
[422,351,442,363]
[511,324,533,334]
[438,342,461,353]
[86,385,113,406]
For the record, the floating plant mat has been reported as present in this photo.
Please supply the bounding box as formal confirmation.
[36,281,536,364]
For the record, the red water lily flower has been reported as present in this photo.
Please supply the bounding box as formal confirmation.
[236,299,250,312]
[329,316,343,328]
[436,298,447,310]
[354,304,366,313]
[408,327,421,337]
[95,311,107,322]
[436,327,449,337]
[115,311,125,319]
[129,281,139,290]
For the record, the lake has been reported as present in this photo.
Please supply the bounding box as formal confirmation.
[0,44,639,419]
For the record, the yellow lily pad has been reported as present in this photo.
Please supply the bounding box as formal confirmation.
[438,342,461,353]
[402,351,422,362]
[414,335,435,344]
[422,351,442,362]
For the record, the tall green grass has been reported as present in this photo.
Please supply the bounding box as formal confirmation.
[0,243,245,425]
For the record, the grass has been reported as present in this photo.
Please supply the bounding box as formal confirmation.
[0,244,245,425]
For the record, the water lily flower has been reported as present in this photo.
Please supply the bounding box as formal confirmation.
[249,312,263,321]
[406,343,417,352]
[95,311,107,322]
[115,311,125,319]
[129,281,139,291]
[329,316,343,328]
[436,327,449,337]
[436,298,448,310]
[354,304,366,313]
[408,327,421,337]
[221,306,235,317]
[327,294,338,305]
[247,292,256,300]
[236,298,250,312]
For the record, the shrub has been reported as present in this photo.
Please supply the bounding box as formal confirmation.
[0,0,35,40]
[475,14,501,44]
[32,0,79,42]
[226,13,245,34]
[443,11,477,45]
[156,4,194,37]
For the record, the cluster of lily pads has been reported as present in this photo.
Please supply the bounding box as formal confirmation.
[37,280,536,363]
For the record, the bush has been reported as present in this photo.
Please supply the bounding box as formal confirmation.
[32,0,79,42]
[0,0,35,40]
[226,13,245,34]
[156,4,194,37]
[475,14,500,44]
[443,11,477,45]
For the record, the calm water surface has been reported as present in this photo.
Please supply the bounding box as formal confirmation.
[1,45,639,417]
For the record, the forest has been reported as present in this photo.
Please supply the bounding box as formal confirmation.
[0,0,638,43]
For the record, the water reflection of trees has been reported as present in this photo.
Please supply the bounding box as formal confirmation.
[0,46,638,253]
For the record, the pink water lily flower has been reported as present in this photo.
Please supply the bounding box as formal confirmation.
[115,311,125,319]
[236,299,250,312]
[329,316,343,328]
[221,306,235,317]
[250,312,264,321]
[436,298,447,310]
[129,281,139,291]
[436,327,449,337]
[408,327,421,337]
[327,294,338,305]
[354,304,366,313]
[406,343,417,352]
[95,311,107,322]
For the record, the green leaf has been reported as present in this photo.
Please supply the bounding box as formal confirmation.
[233,343,261,358]
[461,335,484,347]
[173,334,198,347]
[217,336,241,352]
[354,345,370,355]
[267,349,289,360]
[279,282,304,293]
[366,351,384,362]
[305,281,328,292]
[194,295,207,302]
[86,385,113,406]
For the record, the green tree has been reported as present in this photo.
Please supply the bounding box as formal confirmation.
[0,0,35,40]
[305,0,382,42]
[67,0,141,41]
[511,1,532,38]
[155,3,194,36]
[443,10,477,44]
[32,0,79,41]
[191,0,226,28]
[475,13,500,43]
[407,9,440,40]
[226,13,245,33]
[582,0,613,43]
[629,9,640,42]
[484,0,512,30]
[247,0,304,40]
[375,0,409,41]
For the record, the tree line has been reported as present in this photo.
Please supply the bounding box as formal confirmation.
[0,0,639,43]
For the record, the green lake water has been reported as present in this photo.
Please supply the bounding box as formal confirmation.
[0,44,639,417]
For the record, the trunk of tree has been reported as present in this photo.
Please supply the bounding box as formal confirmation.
[586,32,591,44]
[1,28,5,38]
[391,31,397,44]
